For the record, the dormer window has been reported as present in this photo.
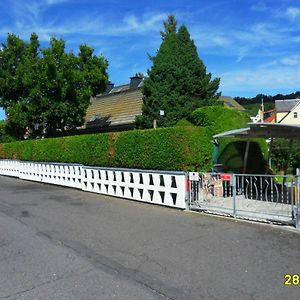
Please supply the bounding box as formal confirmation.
[294,112,298,118]
[90,114,100,122]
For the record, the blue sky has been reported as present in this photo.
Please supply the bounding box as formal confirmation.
[1,0,300,119]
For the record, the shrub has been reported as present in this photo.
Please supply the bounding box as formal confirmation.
[190,105,268,173]
[0,126,213,171]
[190,105,250,134]
[271,138,300,173]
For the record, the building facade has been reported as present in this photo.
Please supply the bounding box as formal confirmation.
[275,99,300,124]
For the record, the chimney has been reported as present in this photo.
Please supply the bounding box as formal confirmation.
[130,74,143,89]
[104,81,114,94]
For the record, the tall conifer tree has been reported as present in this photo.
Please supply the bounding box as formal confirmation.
[137,16,220,128]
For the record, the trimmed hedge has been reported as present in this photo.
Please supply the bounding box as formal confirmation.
[0,126,213,171]
[190,105,250,134]
[190,106,268,173]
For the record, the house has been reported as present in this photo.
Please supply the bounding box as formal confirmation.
[81,75,245,132]
[275,99,300,124]
[218,96,246,111]
[263,109,276,123]
[249,102,275,124]
[81,75,143,133]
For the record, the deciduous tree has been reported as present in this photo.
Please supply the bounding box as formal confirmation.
[0,33,108,138]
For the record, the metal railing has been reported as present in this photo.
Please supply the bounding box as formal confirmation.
[189,172,299,227]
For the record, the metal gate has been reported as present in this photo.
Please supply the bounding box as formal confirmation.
[189,172,300,227]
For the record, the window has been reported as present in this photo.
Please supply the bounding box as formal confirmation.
[294,112,298,118]
[90,114,100,122]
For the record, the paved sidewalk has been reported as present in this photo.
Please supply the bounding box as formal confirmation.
[0,175,299,299]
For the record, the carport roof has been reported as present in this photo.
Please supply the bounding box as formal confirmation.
[213,122,300,139]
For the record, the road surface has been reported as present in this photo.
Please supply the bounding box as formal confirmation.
[0,175,299,299]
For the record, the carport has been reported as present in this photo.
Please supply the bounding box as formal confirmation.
[213,122,300,174]
[188,122,300,229]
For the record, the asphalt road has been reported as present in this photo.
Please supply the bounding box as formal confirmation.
[0,176,299,300]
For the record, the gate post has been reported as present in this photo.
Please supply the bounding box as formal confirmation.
[232,174,236,217]
[185,172,190,210]
[296,169,300,230]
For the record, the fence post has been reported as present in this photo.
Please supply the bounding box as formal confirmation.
[185,172,190,210]
[232,174,236,217]
[296,169,300,230]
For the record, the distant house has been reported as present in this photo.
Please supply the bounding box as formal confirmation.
[218,96,246,111]
[80,75,244,132]
[262,109,276,123]
[275,99,300,124]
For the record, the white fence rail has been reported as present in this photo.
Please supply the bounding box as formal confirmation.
[19,162,83,189]
[0,160,187,209]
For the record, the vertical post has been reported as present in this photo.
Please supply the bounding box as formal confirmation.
[284,139,294,176]
[212,139,220,166]
[243,139,250,174]
[268,138,273,169]
[296,169,300,230]
[232,174,236,217]
[153,119,157,129]
[186,173,191,210]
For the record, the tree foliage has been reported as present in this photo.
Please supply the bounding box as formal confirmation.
[0,120,15,143]
[235,91,300,105]
[0,33,108,138]
[137,15,220,128]
[271,139,300,173]
[160,14,177,39]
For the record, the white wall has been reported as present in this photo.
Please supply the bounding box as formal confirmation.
[0,160,187,209]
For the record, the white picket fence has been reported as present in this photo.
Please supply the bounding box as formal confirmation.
[0,159,187,209]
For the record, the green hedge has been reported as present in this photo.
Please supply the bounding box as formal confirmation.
[190,106,268,173]
[190,105,250,134]
[0,126,213,171]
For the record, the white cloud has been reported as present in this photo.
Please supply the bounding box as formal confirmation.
[281,55,300,66]
[236,47,249,63]
[2,1,168,42]
[210,35,230,47]
[43,12,166,38]
[285,7,300,20]
[220,65,300,94]
[191,21,288,62]
[46,0,68,5]
[118,13,167,34]
[251,2,268,12]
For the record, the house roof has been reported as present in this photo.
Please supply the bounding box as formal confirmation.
[219,96,246,111]
[263,109,275,123]
[275,99,300,112]
[213,122,300,139]
[84,87,143,128]
[277,101,300,123]
[84,80,243,129]
[100,81,143,96]
[264,114,275,123]
[265,109,275,113]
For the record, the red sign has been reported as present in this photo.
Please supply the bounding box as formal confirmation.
[186,178,190,192]
[221,173,231,181]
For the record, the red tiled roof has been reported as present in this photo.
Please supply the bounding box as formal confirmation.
[264,115,275,123]
[264,109,275,113]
